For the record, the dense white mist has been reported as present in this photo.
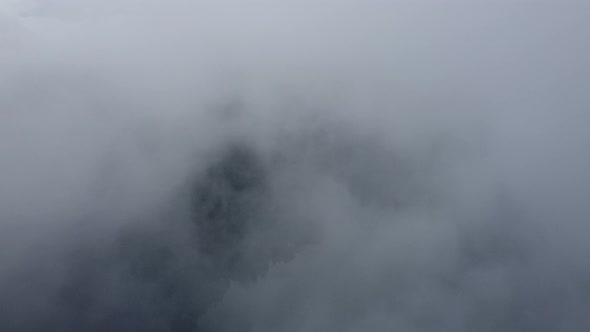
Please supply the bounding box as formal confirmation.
[1,1,590,331]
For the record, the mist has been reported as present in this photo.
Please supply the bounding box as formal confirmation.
[1,1,590,331]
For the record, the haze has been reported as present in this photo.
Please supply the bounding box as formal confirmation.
[1,1,589,331]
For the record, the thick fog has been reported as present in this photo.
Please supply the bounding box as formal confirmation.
[1,1,590,331]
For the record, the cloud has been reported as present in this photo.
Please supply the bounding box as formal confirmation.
[1,1,589,331]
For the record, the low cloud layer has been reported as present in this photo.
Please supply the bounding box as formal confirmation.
[1,1,590,331]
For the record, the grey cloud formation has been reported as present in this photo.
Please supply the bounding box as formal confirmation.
[1,1,590,331]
